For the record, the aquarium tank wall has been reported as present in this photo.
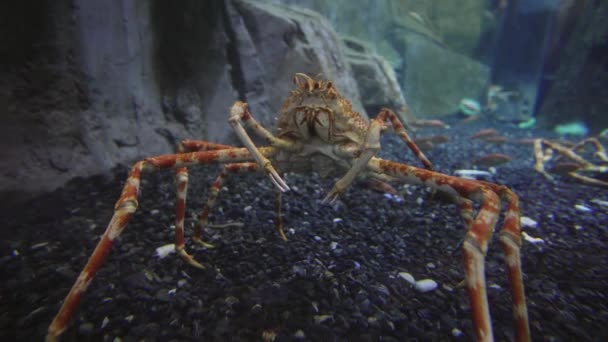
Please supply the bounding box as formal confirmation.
[1,1,608,340]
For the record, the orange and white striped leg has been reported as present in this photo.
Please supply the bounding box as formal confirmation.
[192,162,261,246]
[367,157,530,342]
[47,147,276,341]
[376,107,433,170]
[482,182,530,342]
[174,140,241,263]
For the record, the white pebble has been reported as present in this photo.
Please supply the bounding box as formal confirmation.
[101,316,110,329]
[288,228,296,235]
[398,272,416,285]
[414,279,438,292]
[167,288,177,295]
[575,204,592,212]
[30,242,50,250]
[520,216,538,228]
[522,232,545,244]
[452,328,464,337]
[155,243,175,259]
[426,262,436,269]
[330,241,338,250]
[244,205,252,212]
[353,261,361,269]
[333,218,343,224]
[489,283,502,290]
[150,209,160,215]
[314,236,322,241]
[591,198,608,207]
[574,224,584,231]
[416,197,424,205]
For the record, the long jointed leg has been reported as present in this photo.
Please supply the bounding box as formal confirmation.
[323,107,432,203]
[275,174,287,241]
[482,182,530,342]
[47,147,275,341]
[191,162,265,247]
[367,157,530,342]
[174,140,242,256]
[375,107,433,170]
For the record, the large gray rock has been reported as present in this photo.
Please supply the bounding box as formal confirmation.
[0,0,366,199]
[395,32,490,117]
[231,0,365,118]
[341,37,412,122]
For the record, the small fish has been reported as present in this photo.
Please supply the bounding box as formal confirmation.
[473,153,512,166]
[415,135,449,144]
[513,138,538,145]
[550,162,582,175]
[483,135,509,144]
[460,115,480,124]
[417,140,434,151]
[412,119,449,129]
[470,128,498,139]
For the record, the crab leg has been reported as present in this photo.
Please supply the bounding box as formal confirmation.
[47,147,277,341]
[174,140,241,265]
[274,173,287,240]
[228,101,297,192]
[367,157,530,342]
[191,162,279,247]
[324,108,432,203]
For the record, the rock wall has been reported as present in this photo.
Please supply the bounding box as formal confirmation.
[263,0,493,117]
[0,0,370,199]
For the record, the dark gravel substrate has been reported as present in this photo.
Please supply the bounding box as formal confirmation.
[1,116,607,341]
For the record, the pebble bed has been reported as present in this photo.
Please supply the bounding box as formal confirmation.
[1,116,607,341]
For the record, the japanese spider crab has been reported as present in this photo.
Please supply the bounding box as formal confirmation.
[534,137,608,187]
[47,73,530,341]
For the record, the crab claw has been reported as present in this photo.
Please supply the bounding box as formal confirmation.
[264,162,290,192]
[322,185,344,204]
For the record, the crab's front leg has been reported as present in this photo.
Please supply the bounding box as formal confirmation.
[47,147,276,341]
[228,101,297,192]
[324,108,432,203]
[368,158,530,342]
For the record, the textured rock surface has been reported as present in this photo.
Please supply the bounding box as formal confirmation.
[341,37,411,122]
[395,32,490,117]
[0,0,366,198]
[264,0,492,118]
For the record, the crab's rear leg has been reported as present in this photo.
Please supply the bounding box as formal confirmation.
[190,162,288,246]
[323,108,432,203]
[47,147,275,341]
[368,158,530,342]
